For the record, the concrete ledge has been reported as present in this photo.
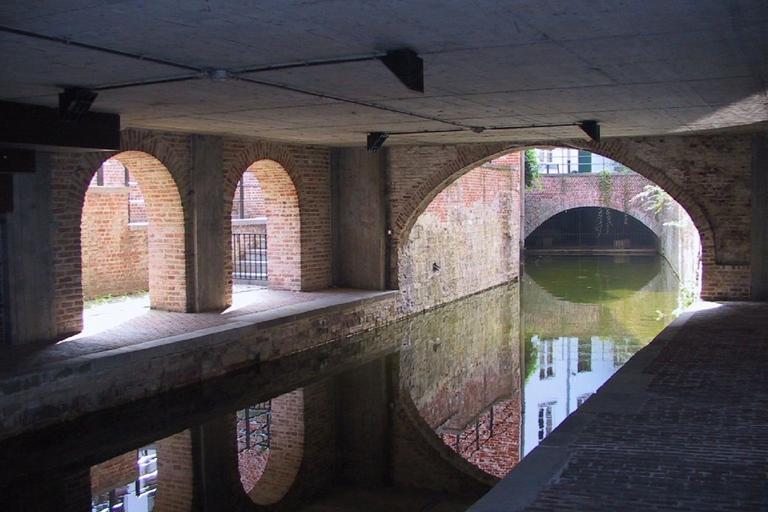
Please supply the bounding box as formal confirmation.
[0,290,398,439]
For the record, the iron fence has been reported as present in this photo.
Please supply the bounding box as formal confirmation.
[232,233,267,283]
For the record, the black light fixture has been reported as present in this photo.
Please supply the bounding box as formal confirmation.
[59,87,98,122]
[379,49,424,93]
[578,120,601,142]
[367,132,389,152]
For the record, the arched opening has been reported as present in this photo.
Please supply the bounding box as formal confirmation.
[81,159,149,302]
[230,159,301,292]
[523,146,702,296]
[237,389,304,505]
[80,151,186,313]
[89,430,193,512]
[526,207,659,253]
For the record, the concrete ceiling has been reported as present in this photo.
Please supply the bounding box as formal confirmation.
[1,1,767,147]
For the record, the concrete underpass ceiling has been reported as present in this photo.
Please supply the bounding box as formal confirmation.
[1,1,767,147]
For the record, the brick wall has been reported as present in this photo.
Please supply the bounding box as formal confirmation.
[81,187,148,300]
[90,450,138,495]
[154,430,194,512]
[222,140,332,297]
[397,155,521,312]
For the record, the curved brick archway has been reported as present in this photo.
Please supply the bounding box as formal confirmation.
[246,160,301,291]
[108,152,187,311]
[239,390,305,506]
[224,141,328,296]
[524,173,665,240]
[390,139,726,297]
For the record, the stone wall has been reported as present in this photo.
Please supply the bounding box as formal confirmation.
[397,155,522,312]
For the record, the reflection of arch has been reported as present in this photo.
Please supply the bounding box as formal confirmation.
[154,430,193,512]
[239,390,304,506]
[109,151,186,311]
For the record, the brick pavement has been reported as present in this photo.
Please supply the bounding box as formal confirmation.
[470,302,768,512]
[0,287,369,374]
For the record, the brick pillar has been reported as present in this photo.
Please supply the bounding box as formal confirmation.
[190,135,227,311]
[751,132,768,300]
[3,151,57,344]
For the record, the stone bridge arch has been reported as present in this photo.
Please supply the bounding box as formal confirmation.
[524,173,665,241]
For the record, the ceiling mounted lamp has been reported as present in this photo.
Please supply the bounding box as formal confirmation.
[578,120,601,143]
[209,69,230,82]
[367,132,389,152]
[58,87,98,122]
[378,49,424,93]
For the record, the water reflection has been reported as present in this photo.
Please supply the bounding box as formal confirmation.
[7,255,686,510]
[522,254,680,456]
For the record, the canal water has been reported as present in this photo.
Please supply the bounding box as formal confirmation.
[26,254,683,511]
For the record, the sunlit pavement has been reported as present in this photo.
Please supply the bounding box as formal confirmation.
[470,301,768,512]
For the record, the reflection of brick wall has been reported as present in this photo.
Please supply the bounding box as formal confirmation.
[154,430,193,512]
[442,393,522,478]
[81,187,148,300]
[90,451,137,495]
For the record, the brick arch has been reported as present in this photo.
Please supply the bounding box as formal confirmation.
[558,139,713,258]
[239,390,305,506]
[224,143,303,292]
[52,152,116,335]
[390,143,510,288]
[104,151,186,311]
[524,175,665,240]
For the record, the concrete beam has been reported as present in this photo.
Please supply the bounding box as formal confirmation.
[331,147,387,289]
[751,132,768,300]
[0,100,119,152]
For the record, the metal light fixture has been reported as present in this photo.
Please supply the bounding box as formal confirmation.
[59,87,98,122]
[367,132,388,152]
[579,120,601,142]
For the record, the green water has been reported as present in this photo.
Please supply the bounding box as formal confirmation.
[522,253,683,455]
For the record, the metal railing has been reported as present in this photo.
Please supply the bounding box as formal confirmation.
[232,233,267,283]
[237,401,272,453]
[440,397,518,457]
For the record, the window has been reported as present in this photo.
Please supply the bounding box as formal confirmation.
[538,402,556,441]
[539,338,555,380]
[578,338,592,373]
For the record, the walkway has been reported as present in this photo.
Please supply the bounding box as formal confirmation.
[0,286,395,375]
[470,301,768,511]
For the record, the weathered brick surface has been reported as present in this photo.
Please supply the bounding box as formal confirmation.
[519,303,768,511]
[397,156,521,312]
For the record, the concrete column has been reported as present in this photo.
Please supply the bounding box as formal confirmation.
[751,132,768,300]
[192,416,242,511]
[2,152,57,344]
[190,135,227,311]
[335,357,392,487]
[331,148,387,289]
